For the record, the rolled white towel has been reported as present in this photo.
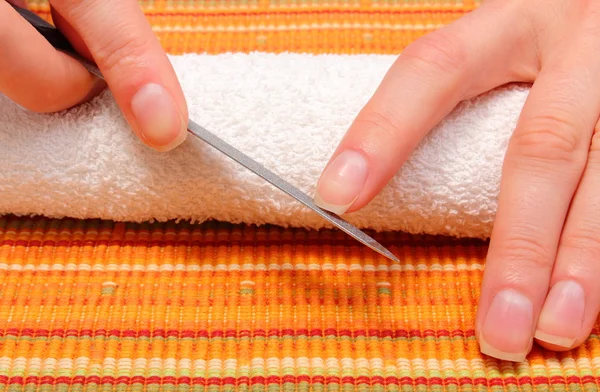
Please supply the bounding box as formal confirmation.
[0,52,530,239]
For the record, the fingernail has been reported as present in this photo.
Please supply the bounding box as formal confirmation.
[479,289,534,362]
[130,83,187,151]
[314,150,368,215]
[534,280,585,348]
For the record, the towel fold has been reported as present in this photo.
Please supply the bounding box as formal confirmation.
[0,52,530,239]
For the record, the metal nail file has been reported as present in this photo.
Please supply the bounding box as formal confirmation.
[14,5,399,262]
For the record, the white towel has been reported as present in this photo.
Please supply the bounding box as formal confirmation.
[0,52,531,239]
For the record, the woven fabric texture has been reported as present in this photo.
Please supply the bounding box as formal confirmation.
[3,1,600,391]
[26,0,480,54]
[3,216,600,391]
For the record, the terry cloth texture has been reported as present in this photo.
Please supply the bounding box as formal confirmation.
[2,1,600,391]
[0,53,529,239]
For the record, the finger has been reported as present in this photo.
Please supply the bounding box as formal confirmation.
[6,0,28,8]
[312,0,538,214]
[0,1,102,112]
[475,53,600,361]
[49,0,188,151]
[49,6,93,60]
[533,121,600,351]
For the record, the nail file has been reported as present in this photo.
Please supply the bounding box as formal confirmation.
[13,5,400,263]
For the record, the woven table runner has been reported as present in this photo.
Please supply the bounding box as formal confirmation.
[2,1,600,391]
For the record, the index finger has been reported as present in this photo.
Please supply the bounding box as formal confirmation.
[312,1,536,215]
[49,0,188,151]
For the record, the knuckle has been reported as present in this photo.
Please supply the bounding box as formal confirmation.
[510,112,585,165]
[48,0,86,18]
[92,29,151,74]
[561,230,600,258]
[354,106,402,140]
[496,231,554,280]
[47,1,152,78]
[401,30,469,74]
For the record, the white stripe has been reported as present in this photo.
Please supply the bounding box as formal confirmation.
[0,355,562,379]
[151,23,444,33]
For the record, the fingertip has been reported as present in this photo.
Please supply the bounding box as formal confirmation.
[534,334,587,352]
[533,333,577,351]
[478,333,531,362]
[130,83,188,151]
[314,149,369,214]
[151,122,188,152]
[533,280,586,350]
[476,288,535,362]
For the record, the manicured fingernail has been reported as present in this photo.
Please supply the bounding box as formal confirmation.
[130,83,187,151]
[314,150,368,215]
[534,280,584,348]
[479,289,533,362]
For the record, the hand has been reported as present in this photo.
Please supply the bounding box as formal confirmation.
[2,0,187,151]
[314,0,600,361]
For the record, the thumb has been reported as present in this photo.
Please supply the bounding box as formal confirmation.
[50,0,188,151]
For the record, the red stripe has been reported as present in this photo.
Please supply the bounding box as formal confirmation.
[428,377,443,386]
[86,376,101,384]
[580,375,597,384]
[207,377,221,386]
[0,328,477,340]
[0,375,594,386]
[444,377,459,385]
[548,376,566,385]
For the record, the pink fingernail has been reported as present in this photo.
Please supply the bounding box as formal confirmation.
[314,150,368,215]
[534,280,585,348]
[130,83,187,151]
[479,289,534,362]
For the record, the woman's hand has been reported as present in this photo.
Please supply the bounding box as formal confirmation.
[2,0,187,151]
[314,0,600,361]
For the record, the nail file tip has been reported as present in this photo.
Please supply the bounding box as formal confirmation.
[379,247,400,263]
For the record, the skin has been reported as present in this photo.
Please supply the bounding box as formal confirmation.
[3,0,600,362]
[1,0,188,151]
[314,0,600,361]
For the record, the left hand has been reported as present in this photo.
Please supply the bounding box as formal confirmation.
[314,0,600,361]
[3,0,188,151]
